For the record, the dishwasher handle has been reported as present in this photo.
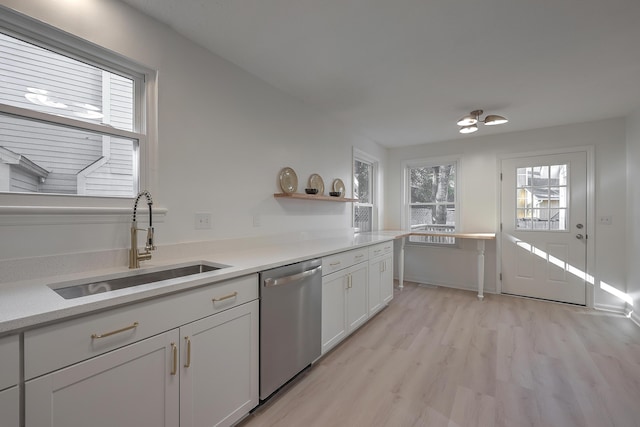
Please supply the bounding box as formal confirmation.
[263,265,322,288]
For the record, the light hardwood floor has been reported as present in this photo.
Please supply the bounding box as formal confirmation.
[239,282,640,427]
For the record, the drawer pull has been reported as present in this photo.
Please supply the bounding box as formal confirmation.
[355,254,364,259]
[171,343,177,375]
[184,336,191,368]
[212,291,238,302]
[330,262,341,266]
[91,322,139,339]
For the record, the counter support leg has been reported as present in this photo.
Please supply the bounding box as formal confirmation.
[477,240,485,300]
[398,237,405,289]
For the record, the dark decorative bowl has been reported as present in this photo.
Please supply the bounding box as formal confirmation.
[305,188,319,194]
[329,191,341,197]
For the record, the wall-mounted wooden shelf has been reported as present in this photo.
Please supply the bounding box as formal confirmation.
[274,193,357,202]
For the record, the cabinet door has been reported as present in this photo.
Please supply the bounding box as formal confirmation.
[180,300,258,427]
[321,271,347,354]
[346,263,369,333]
[0,386,19,427]
[381,255,394,304]
[25,330,180,427]
[368,259,383,315]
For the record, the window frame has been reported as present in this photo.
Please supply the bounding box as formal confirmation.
[352,148,379,233]
[0,6,158,217]
[402,156,460,246]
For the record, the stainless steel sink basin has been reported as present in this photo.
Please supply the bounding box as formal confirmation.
[51,262,228,300]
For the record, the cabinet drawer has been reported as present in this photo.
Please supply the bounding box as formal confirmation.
[25,274,257,380]
[322,248,368,275]
[0,334,19,390]
[369,241,393,259]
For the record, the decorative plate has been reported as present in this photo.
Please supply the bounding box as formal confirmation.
[279,167,298,193]
[308,173,325,195]
[332,178,345,197]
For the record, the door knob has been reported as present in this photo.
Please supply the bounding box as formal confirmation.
[576,234,584,240]
[576,224,584,229]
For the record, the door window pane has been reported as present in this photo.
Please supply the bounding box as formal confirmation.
[516,163,568,231]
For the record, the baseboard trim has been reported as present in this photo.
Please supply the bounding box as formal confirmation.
[594,303,627,315]
[630,310,640,328]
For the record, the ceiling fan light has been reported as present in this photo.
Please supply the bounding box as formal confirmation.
[459,124,478,134]
[457,115,477,126]
[483,114,508,126]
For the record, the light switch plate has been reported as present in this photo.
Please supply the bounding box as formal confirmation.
[599,215,612,225]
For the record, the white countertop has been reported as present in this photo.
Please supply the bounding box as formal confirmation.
[0,231,405,334]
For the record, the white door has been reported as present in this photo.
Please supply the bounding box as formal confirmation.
[501,152,588,305]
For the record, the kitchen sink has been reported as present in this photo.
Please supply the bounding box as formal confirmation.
[51,262,228,299]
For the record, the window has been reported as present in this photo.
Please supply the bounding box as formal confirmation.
[353,149,378,232]
[516,164,568,231]
[0,12,153,199]
[405,159,458,245]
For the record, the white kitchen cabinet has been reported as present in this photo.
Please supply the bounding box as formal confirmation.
[321,261,369,355]
[0,334,19,390]
[26,330,180,427]
[321,269,347,354]
[24,275,259,427]
[0,334,19,427]
[368,242,394,316]
[180,300,258,427]
[0,386,19,427]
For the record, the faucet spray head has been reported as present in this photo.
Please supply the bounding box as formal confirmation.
[146,227,156,251]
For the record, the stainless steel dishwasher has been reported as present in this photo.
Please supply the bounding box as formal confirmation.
[259,258,322,400]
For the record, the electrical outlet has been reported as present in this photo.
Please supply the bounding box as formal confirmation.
[194,212,212,229]
[599,215,612,225]
[252,215,261,227]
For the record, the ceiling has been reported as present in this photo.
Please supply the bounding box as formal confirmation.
[120,0,640,148]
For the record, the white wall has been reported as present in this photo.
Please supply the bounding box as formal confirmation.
[626,108,640,323]
[0,0,387,262]
[386,118,627,307]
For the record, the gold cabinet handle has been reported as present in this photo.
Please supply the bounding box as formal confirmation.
[184,336,191,368]
[91,322,139,339]
[355,254,364,259]
[212,291,238,302]
[330,261,341,267]
[171,343,177,375]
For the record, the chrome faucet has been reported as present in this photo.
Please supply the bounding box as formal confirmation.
[129,190,156,268]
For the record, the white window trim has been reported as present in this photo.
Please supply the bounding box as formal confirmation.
[0,6,160,223]
[353,147,380,232]
[402,156,461,242]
